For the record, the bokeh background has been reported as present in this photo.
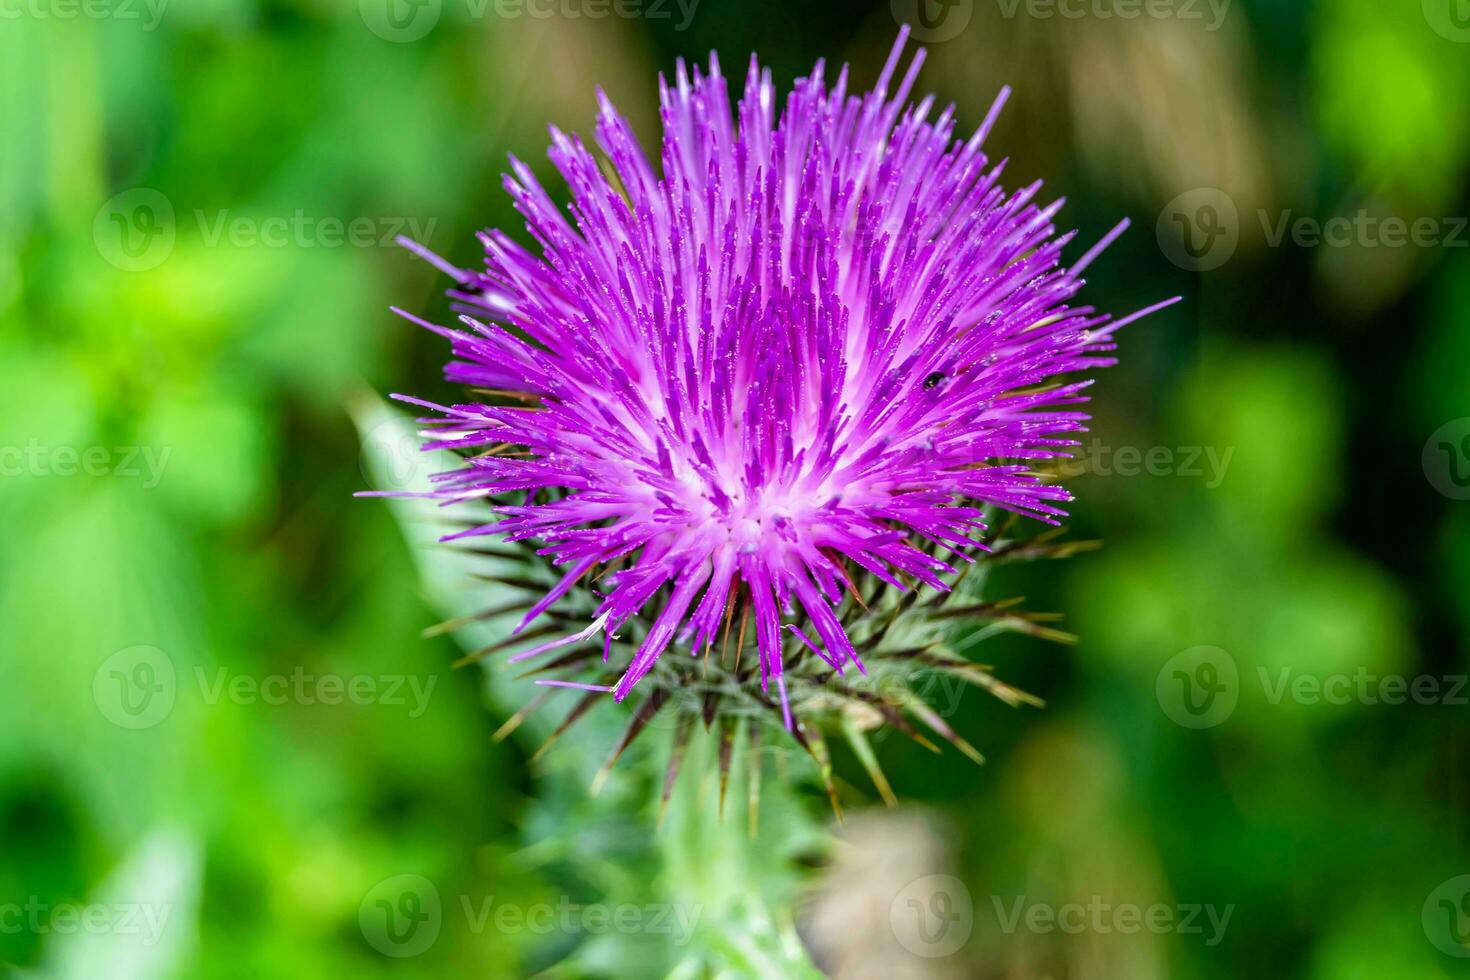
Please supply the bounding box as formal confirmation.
[3,0,1469,977]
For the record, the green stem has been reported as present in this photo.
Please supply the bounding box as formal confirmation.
[657,723,828,979]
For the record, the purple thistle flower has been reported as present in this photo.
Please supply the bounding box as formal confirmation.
[384,28,1176,727]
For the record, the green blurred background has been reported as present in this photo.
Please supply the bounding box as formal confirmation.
[3,0,1469,977]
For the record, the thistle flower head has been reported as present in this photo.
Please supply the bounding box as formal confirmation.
[386,29,1174,737]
